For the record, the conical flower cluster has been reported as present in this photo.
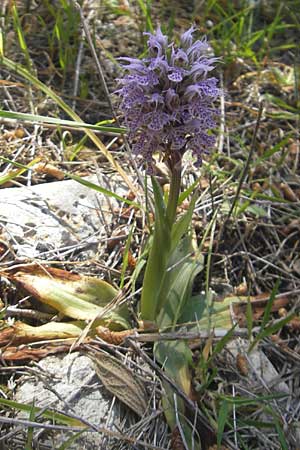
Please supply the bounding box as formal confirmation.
[115,26,221,170]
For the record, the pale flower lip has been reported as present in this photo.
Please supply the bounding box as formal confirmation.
[115,26,221,171]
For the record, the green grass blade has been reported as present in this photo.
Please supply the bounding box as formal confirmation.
[25,402,35,450]
[246,296,253,340]
[210,325,237,360]
[274,419,289,450]
[0,398,85,427]
[219,393,287,405]
[12,4,32,71]
[0,157,40,186]
[66,173,142,209]
[0,109,126,134]
[217,400,229,448]
[57,431,86,450]
[258,134,292,162]
[264,93,299,113]
[0,27,3,57]
[260,280,280,330]
[136,0,153,32]
[248,313,295,353]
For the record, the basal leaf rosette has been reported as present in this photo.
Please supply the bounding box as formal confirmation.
[115,26,221,172]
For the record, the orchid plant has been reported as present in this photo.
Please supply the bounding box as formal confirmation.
[116,26,221,447]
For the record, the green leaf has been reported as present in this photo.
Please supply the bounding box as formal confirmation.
[151,176,167,218]
[170,191,197,253]
[155,340,192,394]
[178,178,200,205]
[11,268,130,329]
[179,293,236,332]
[236,199,268,218]
[155,340,202,450]
[157,235,204,329]
[140,177,171,321]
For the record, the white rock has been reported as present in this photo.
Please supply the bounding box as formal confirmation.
[0,176,127,259]
[15,352,121,449]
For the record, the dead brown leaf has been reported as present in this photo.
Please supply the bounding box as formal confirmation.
[95,325,136,345]
[89,350,148,417]
[279,182,299,202]
[33,162,65,180]
[171,426,185,450]
[1,343,74,361]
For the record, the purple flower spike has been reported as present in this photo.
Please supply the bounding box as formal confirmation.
[115,25,221,171]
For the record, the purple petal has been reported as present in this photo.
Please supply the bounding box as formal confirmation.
[148,92,164,108]
[168,68,184,82]
[187,38,210,61]
[146,111,170,130]
[118,57,146,72]
[171,47,189,66]
[180,25,197,48]
[144,27,168,56]
[165,88,180,110]
[149,56,169,74]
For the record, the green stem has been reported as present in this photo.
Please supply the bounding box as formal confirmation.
[166,162,182,228]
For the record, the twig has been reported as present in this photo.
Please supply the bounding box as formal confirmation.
[129,328,249,343]
[4,306,54,321]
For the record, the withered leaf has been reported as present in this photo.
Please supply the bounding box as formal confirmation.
[2,344,74,361]
[89,350,148,417]
[4,265,129,329]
